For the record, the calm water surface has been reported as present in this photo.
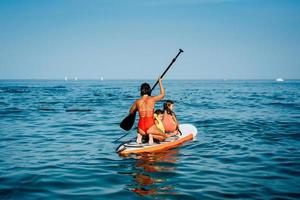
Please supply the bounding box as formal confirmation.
[0,80,300,199]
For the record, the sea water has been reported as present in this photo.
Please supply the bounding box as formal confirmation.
[0,80,299,199]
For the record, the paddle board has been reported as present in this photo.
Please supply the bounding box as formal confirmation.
[116,124,197,155]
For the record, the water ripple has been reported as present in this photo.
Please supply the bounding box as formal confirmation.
[0,80,300,199]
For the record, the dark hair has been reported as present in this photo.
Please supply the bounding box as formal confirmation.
[154,109,164,115]
[140,83,151,96]
[163,100,174,115]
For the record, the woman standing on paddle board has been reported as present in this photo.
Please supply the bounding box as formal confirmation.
[129,78,166,145]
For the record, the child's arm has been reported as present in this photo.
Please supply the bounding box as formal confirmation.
[172,113,179,125]
[172,113,181,134]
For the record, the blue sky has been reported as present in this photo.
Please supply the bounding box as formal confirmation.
[0,0,299,79]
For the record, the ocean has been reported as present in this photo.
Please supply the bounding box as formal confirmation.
[0,79,299,199]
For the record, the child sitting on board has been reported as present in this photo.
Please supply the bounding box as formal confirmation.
[162,100,180,136]
[154,109,165,133]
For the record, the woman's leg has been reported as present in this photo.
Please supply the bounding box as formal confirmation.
[147,125,167,142]
[137,128,146,144]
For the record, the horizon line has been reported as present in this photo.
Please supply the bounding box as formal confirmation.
[0,78,299,81]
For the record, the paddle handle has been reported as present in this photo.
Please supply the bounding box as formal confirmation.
[151,49,184,92]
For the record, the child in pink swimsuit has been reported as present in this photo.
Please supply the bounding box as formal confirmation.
[162,100,180,135]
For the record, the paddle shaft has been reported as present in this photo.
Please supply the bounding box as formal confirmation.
[115,131,132,142]
[118,49,184,136]
[151,49,184,92]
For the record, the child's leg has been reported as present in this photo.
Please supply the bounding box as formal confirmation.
[167,130,178,137]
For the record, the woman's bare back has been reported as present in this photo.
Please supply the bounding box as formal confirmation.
[136,96,155,117]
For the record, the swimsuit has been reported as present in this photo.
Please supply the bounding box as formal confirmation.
[138,99,155,134]
[162,113,177,133]
[138,115,155,133]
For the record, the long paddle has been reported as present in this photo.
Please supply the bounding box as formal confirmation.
[119,49,184,135]
[150,49,184,92]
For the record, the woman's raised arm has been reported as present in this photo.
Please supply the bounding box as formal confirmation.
[153,78,165,102]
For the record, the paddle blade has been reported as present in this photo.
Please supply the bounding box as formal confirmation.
[120,112,136,131]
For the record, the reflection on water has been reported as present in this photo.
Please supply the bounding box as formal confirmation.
[121,149,179,197]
